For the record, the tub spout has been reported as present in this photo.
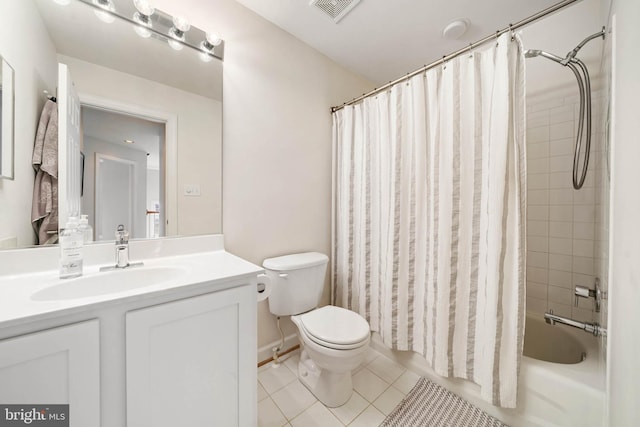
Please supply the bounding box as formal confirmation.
[544,310,607,337]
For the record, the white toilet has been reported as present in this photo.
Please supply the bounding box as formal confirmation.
[263,252,370,407]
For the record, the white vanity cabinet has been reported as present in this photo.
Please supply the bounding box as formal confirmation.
[0,320,101,426]
[126,284,256,427]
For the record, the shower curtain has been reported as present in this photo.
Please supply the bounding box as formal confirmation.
[332,33,526,408]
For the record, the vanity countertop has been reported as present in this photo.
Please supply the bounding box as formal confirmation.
[0,236,263,329]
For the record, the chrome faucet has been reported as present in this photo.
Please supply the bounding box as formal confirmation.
[544,310,607,337]
[115,224,130,268]
[99,225,143,272]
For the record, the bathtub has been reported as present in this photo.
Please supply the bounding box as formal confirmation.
[370,314,605,427]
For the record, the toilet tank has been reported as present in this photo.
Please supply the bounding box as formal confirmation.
[263,252,329,316]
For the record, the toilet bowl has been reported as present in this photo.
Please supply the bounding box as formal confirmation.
[263,252,371,408]
[291,305,370,407]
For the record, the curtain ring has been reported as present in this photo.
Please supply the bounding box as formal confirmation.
[468,43,473,58]
[509,24,515,41]
[495,30,500,46]
[442,55,447,70]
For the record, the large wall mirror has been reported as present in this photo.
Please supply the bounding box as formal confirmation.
[0,0,222,250]
[0,56,15,180]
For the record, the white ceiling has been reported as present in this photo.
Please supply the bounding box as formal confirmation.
[232,0,562,84]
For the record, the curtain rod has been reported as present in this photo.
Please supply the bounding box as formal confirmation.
[331,0,581,113]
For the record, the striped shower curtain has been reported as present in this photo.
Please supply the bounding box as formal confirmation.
[332,33,526,408]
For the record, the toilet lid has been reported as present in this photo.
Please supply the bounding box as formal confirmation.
[299,306,370,348]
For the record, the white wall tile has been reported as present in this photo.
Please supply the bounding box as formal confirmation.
[573,256,594,275]
[549,138,574,156]
[528,125,550,143]
[549,172,572,189]
[549,156,573,173]
[573,239,594,257]
[550,121,574,140]
[527,266,548,284]
[574,206,595,222]
[549,269,572,288]
[527,110,549,128]
[528,236,548,252]
[548,285,572,305]
[547,301,572,317]
[528,206,549,221]
[527,281,548,300]
[573,222,595,240]
[572,307,596,323]
[549,237,572,255]
[526,296,548,314]
[528,98,563,113]
[529,190,549,206]
[550,205,573,221]
[528,142,550,159]
[528,158,549,174]
[528,173,550,190]
[573,189,595,205]
[549,105,574,124]
[573,273,594,289]
[549,221,572,239]
[550,189,573,205]
[527,251,548,268]
[549,254,573,272]
[528,221,549,237]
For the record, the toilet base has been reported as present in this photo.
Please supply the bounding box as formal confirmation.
[297,350,353,408]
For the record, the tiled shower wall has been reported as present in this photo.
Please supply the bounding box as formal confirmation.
[526,87,604,323]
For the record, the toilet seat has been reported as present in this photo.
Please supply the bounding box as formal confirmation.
[298,306,370,350]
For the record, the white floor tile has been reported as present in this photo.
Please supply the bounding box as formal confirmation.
[259,364,297,394]
[372,386,405,416]
[364,347,380,365]
[392,369,421,394]
[352,367,390,402]
[271,380,318,420]
[283,351,300,373]
[367,355,405,383]
[258,381,269,402]
[258,397,288,427]
[290,401,343,427]
[328,391,368,425]
[349,405,386,427]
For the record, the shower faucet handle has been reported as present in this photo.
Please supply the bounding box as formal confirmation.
[574,277,602,313]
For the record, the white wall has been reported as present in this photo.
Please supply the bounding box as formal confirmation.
[153,0,374,350]
[607,0,640,425]
[58,55,222,237]
[0,1,57,247]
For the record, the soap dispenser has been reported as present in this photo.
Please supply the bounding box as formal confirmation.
[78,214,94,243]
[59,217,83,279]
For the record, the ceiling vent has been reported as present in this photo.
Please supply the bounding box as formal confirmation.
[309,0,362,24]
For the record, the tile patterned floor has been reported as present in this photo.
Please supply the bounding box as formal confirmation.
[257,347,421,427]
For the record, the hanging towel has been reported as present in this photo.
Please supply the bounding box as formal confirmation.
[31,99,59,244]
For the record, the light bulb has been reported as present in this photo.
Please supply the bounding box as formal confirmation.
[168,27,185,50]
[133,0,155,16]
[93,0,115,24]
[199,52,213,63]
[133,11,152,38]
[205,32,222,47]
[172,16,190,32]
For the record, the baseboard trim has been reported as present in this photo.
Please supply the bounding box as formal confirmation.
[257,333,299,366]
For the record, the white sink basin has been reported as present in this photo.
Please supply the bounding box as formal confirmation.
[32,266,188,301]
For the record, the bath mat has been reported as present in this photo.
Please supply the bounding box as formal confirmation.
[380,378,508,427]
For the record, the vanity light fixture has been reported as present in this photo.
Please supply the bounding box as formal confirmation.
[77,0,225,61]
[168,16,190,51]
[132,0,155,38]
[93,0,116,24]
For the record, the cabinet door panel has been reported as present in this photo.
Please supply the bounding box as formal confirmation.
[126,286,255,427]
[0,320,100,427]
